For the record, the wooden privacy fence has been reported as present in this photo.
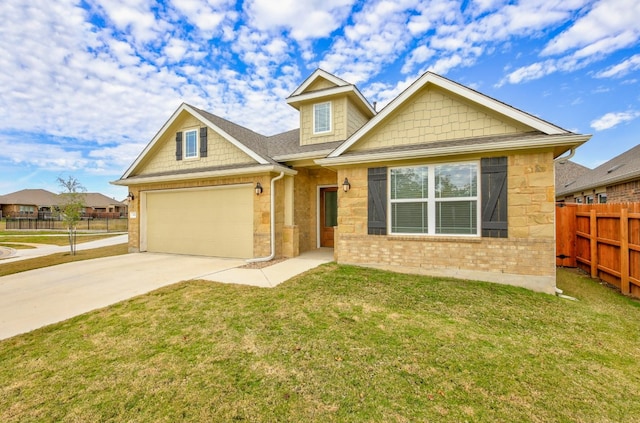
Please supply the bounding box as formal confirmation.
[556,203,640,298]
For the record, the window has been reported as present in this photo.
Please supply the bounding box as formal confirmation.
[313,102,331,134]
[598,193,607,204]
[184,129,198,159]
[390,162,479,235]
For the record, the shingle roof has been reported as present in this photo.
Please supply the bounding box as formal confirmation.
[0,189,59,206]
[557,143,640,196]
[266,129,344,159]
[555,160,590,190]
[0,189,124,207]
[83,193,124,208]
[189,105,276,164]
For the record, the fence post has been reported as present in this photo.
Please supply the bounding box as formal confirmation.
[620,208,630,294]
[590,209,598,278]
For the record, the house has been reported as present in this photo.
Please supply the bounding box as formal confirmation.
[82,193,127,218]
[0,189,126,219]
[112,69,590,294]
[555,160,590,198]
[0,189,60,218]
[556,143,640,204]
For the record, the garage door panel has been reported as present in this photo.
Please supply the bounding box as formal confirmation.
[145,186,253,258]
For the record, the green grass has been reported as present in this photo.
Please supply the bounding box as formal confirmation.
[0,244,128,277]
[0,232,122,246]
[1,266,639,422]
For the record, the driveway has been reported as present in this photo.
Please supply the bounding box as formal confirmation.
[0,253,245,340]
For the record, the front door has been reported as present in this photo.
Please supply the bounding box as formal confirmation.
[320,187,338,248]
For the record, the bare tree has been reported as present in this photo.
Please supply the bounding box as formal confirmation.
[56,176,86,255]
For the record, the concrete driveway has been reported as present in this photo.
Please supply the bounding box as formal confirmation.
[0,253,245,340]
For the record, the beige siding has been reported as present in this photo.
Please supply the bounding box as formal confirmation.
[305,78,339,92]
[334,150,557,293]
[135,112,255,176]
[346,98,370,138]
[300,98,347,146]
[351,86,533,152]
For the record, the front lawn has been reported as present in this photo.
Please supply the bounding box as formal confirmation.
[0,244,128,277]
[0,232,123,246]
[1,267,639,422]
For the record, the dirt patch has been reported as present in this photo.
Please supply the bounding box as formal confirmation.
[239,257,288,270]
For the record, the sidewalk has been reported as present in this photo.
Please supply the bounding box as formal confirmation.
[0,234,128,263]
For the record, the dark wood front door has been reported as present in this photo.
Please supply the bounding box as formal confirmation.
[320,187,338,248]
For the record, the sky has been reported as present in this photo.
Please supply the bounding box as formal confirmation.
[0,0,639,200]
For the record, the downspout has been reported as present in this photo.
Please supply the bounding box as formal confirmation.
[246,171,285,263]
[554,147,576,163]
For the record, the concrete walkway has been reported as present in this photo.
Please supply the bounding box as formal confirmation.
[0,249,334,340]
[0,234,128,263]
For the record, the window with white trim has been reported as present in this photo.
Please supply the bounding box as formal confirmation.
[313,102,331,134]
[389,162,479,235]
[184,129,198,159]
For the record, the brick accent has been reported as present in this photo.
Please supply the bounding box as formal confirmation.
[334,151,557,293]
[607,181,640,203]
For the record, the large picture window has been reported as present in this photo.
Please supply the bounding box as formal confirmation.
[313,102,331,134]
[390,162,479,235]
[184,129,198,159]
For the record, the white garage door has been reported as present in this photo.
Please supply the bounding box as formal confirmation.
[144,185,253,258]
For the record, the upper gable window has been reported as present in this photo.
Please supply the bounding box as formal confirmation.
[184,129,198,159]
[313,102,331,134]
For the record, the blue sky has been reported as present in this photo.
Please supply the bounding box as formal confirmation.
[0,0,638,200]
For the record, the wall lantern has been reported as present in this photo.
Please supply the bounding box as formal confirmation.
[255,182,263,195]
[127,192,135,201]
[342,177,351,192]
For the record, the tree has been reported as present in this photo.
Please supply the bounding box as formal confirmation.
[56,176,86,255]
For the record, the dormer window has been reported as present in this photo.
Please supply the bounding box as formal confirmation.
[313,102,331,134]
[184,129,199,159]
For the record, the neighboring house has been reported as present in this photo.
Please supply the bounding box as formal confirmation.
[556,143,640,204]
[112,69,590,294]
[0,189,59,218]
[0,189,126,219]
[83,193,127,218]
[555,160,590,196]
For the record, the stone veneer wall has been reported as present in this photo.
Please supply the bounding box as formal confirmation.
[607,180,640,203]
[291,167,338,253]
[335,151,558,294]
[126,172,282,258]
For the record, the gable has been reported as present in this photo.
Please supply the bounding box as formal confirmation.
[349,85,534,153]
[133,111,257,177]
[303,77,339,93]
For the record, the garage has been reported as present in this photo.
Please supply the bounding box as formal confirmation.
[143,185,254,258]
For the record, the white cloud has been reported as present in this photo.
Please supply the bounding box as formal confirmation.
[596,54,640,78]
[542,0,640,56]
[244,0,355,40]
[590,111,640,131]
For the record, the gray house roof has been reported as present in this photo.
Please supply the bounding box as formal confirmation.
[0,189,124,208]
[557,143,640,196]
[555,160,590,191]
[0,189,59,207]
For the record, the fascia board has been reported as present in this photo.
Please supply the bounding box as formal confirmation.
[288,69,349,97]
[286,85,376,116]
[120,102,189,179]
[186,105,270,165]
[329,72,569,158]
[111,165,297,186]
[317,134,590,167]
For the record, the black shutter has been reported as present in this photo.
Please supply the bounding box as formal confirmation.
[481,157,507,238]
[200,127,208,157]
[368,167,387,235]
[175,132,183,161]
